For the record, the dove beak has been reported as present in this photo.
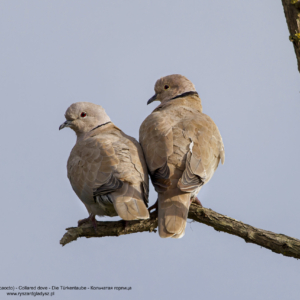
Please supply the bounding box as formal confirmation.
[59,120,73,130]
[147,94,158,105]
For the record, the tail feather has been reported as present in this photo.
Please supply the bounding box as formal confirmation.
[158,189,190,238]
[111,183,149,220]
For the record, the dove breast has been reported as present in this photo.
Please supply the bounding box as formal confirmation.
[140,80,224,238]
[61,102,150,223]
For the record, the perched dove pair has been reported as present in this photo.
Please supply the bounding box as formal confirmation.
[60,74,225,238]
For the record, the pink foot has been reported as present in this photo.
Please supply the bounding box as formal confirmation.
[123,220,129,230]
[78,214,97,230]
[190,197,203,207]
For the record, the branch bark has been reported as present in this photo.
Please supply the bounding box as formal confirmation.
[282,0,300,73]
[60,204,300,259]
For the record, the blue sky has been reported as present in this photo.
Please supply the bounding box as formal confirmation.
[1,1,299,299]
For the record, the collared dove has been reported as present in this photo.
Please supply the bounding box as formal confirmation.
[60,102,149,227]
[139,74,225,238]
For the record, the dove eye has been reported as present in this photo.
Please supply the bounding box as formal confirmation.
[80,112,87,118]
[164,85,170,90]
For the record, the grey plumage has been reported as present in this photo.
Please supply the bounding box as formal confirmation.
[140,75,224,238]
[60,102,149,225]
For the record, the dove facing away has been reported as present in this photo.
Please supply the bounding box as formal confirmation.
[139,74,224,238]
[60,102,149,227]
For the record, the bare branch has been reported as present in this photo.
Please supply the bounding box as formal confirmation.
[60,213,158,246]
[282,0,300,73]
[60,204,300,259]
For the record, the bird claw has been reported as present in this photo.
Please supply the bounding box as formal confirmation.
[191,197,202,207]
[123,220,129,231]
[78,214,97,230]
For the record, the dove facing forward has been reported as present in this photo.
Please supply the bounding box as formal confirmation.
[60,102,149,227]
[139,75,225,238]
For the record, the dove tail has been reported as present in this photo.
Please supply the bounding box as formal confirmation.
[111,183,149,220]
[158,188,191,238]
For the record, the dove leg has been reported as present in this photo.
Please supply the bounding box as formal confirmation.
[148,199,158,212]
[122,220,129,231]
[190,197,202,207]
[78,213,97,230]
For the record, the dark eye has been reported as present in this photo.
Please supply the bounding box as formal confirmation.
[164,85,170,90]
[80,112,87,118]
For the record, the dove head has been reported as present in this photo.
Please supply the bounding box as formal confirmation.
[59,102,111,139]
[147,74,196,105]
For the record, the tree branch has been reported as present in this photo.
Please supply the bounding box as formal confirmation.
[282,0,300,73]
[60,204,300,259]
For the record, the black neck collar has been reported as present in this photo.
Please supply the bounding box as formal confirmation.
[170,91,198,101]
[90,121,111,132]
